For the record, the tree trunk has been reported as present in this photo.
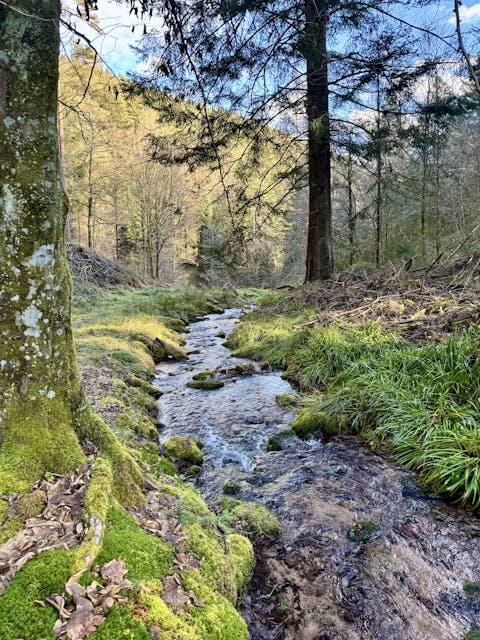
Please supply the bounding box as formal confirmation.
[304,0,333,281]
[0,0,142,503]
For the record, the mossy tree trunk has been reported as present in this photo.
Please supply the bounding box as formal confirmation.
[0,0,143,503]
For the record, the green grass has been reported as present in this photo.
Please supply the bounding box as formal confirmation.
[231,311,480,507]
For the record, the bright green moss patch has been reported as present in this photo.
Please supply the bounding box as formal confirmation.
[87,604,151,640]
[192,370,214,380]
[75,409,144,507]
[0,549,72,640]
[74,457,112,571]
[187,379,225,390]
[125,375,162,397]
[164,437,204,466]
[97,505,175,583]
[0,499,8,523]
[0,395,86,495]
[229,533,255,591]
[291,408,347,440]
[275,393,300,409]
[219,498,281,541]
[182,571,249,639]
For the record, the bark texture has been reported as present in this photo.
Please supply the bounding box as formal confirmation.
[0,0,142,503]
[304,0,333,281]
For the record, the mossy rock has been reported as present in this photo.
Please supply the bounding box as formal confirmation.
[266,429,296,452]
[164,437,204,466]
[215,331,226,338]
[220,498,281,540]
[275,393,300,409]
[291,408,348,440]
[16,489,46,520]
[167,318,187,332]
[125,375,162,398]
[464,583,480,595]
[233,363,256,375]
[465,626,480,640]
[185,465,203,476]
[192,370,214,381]
[222,482,241,495]
[187,379,224,391]
[347,520,381,543]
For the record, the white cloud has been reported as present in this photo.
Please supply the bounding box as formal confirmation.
[448,2,480,24]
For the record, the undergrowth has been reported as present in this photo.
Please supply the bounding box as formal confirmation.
[231,310,480,507]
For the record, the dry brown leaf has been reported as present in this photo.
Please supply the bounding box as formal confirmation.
[63,609,106,640]
[100,559,127,584]
[161,575,191,612]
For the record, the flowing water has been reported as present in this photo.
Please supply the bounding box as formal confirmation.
[155,309,480,640]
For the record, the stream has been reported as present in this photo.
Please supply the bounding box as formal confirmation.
[155,308,480,640]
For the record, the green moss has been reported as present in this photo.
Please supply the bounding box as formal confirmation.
[0,499,8,523]
[464,626,480,640]
[132,391,159,418]
[215,331,226,338]
[347,520,381,543]
[74,457,112,571]
[0,519,23,545]
[75,408,144,507]
[96,505,175,583]
[187,380,225,390]
[464,583,480,595]
[142,593,203,640]
[185,465,203,476]
[87,604,150,639]
[116,413,157,439]
[219,498,281,541]
[139,446,177,477]
[233,363,255,375]
[125,375,162,398]
[266,429,296,452]
[165,437,204,466]
[0,549,72,640]
[192,370,214,381]
[229,533,255,592]
[0,396,86,495]
[16,489,46,520]
[222,482,241,495]
[181,572,249,639]
[291,408,347,440]
[275,393,300,409]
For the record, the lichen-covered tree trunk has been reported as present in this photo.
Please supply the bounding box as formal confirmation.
[0,0,142,503]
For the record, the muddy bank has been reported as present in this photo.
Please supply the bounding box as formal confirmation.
[155,309,480,640]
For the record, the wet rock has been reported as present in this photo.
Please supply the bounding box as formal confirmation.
[266,429,297,452]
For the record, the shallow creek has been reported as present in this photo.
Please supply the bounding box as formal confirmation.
[155,309,480,640]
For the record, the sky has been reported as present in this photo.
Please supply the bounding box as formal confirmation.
[62,1,480,80]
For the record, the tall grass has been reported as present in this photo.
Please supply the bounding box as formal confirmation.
[231,314,480,506]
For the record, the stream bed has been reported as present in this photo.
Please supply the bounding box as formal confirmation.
[155,308,480,640]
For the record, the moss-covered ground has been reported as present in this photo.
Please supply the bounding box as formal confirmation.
[0,284,256,639]
[228,281,480,508]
